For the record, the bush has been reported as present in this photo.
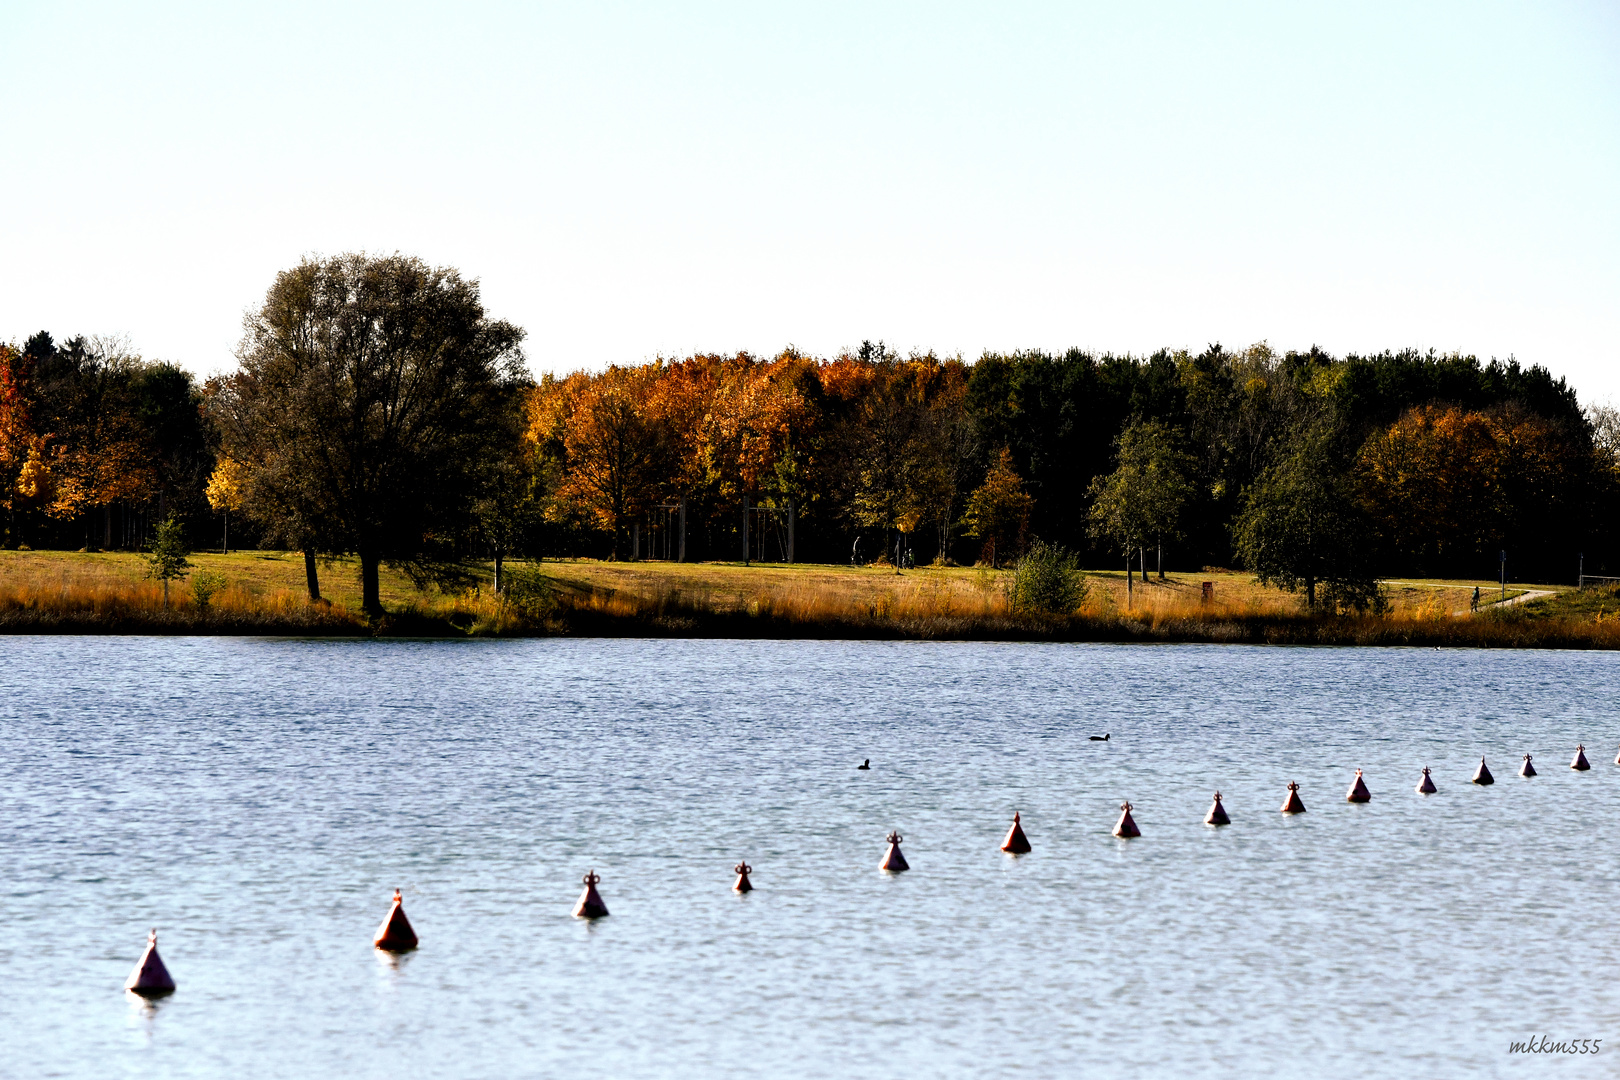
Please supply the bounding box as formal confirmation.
[190,569,227,609]
[502,562,555,619]
[1008,539,1087,615]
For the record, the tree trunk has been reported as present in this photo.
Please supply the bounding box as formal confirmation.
[494,550,504,594]
[223,510,229,555]
[360,550,381,615]
[1158,541,1164,580]
[1306,575,1317,610]
[1140,547,1148,583]
[1126,553,1133,607]
[304,549,322,602]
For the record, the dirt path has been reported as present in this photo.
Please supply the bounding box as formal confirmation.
[1452,589,1554,617]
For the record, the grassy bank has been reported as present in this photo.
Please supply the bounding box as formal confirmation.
[0,549,1606,647]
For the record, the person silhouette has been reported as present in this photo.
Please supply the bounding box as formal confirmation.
[1471,585,1480,613]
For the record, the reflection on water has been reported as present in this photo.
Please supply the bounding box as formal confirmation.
[4,637,1619,1078]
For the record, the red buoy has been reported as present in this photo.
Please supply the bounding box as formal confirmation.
[372,889,418,953]
[124,928,175,998]
[1572,744,1591,771]
[1520,754,1536,778]
[1204,791,1230,825]
[573,870,610,918]
[1280,781,1306,814]
[1113,801,1140,838]
[1472,757,1495,785]
[733,860,753,893]
[880,831,910,872]
[1346,769,1371,803]
[1415,767,1437,794]
[1000,812,1032,854]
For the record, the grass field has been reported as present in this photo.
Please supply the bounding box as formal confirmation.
[0,548,1603,646]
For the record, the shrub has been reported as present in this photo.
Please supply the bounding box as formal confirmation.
[502,562,555,619]
[1008,539,1087,615]
[190,569,227,609]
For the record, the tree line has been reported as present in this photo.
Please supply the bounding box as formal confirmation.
[3,253,1615,614]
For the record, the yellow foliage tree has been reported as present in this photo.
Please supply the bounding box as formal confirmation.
[960,447,1033,568]
[206,457,247,552]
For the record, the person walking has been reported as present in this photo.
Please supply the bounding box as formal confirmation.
[1471,585,1480,613]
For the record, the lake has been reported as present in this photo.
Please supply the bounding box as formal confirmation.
[3,638,1617,1077]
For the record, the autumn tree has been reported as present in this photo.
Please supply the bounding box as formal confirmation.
[215,254,526,615]
[0,345,34,546]
[847,350,926,570]
[205,457,245,554]
[908,359,976,564]
[960,447,1033,567]
[537,365,665,559]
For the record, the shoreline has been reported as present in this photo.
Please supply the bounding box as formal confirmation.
[0,551,1608,648]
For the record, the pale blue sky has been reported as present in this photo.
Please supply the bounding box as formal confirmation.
[3,1,1617,399]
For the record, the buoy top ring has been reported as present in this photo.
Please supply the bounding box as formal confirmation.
[1355,769,1363,777]
[1212,791,1223,801]
[1287,781,1299,793]
[1524,754,1532,761]
[1577,743,1585,751]
[583,870,600,887]
[148,928,158,945]
[1012,812,1020,822]
[734,861,751,875]
[1120,801,1132,812]
[886,831,903,845]
[1422,767,1431,775]
[392,888,402,902]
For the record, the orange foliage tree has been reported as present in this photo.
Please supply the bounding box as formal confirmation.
[1358,404,1581,574]
[531,365,667,559]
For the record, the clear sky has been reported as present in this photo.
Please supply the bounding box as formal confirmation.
[3,1,1617,400]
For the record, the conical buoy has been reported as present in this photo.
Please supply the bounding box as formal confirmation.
[573,870,610,918]
[732,860,753,893]
[1000,812,1032,854]
[372,889,418,952]
[1204,791,1230,825]
[1346,769,1371,803]
[1415,767,1437,794]
[1520,754,1536,778]
[1572,744,1591,771]
[1280,781,1305,813]
[124,928,176,997]
[1113,801,1140,837]
[1472,757,1495,785]
[880,830,910,872]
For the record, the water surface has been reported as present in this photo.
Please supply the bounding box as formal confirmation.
[3,638,1618,1077]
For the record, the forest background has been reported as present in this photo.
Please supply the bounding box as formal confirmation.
[2,256,1617,619]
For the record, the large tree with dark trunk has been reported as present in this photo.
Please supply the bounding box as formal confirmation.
[215,253,526,615]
